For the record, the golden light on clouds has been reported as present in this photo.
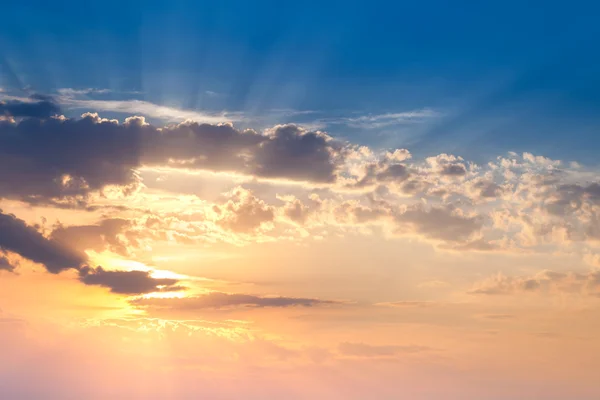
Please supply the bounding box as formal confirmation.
[1,83,600,399]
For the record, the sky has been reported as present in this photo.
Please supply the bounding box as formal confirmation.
[1,1,600,399]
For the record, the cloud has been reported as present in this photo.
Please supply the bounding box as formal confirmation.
[440,163,467,176]
[79,266,185,295]
[325,109,439,129]
[215,187,275,233]
[0,255,16,273]
[425,153,469,178]
[131,292,334,310]
[0,211,184,294]
[58,96,236,124]
[252,125,345,183]
[0,115,345,204]
[0,211,86,273]
[0,95,60,118]
[338,342,433,357]
[50,218,135,256]
[469,270,600,296]
[394,205,483,243]
[0,113,141,202]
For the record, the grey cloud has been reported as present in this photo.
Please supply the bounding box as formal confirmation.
[0,96,60,118]
[131,292,333,310]
[250,125,344,183]
[440,164,467,176]
[0,211,86,273]
[0,211,183,294]
[0,114,141,202]
[79,266,185,295]
[353,161,410,188]
[0,116,345,204]
[546,183,600,216]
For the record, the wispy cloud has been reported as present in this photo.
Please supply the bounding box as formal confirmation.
[59,96,241,124]
[320,108,440,129]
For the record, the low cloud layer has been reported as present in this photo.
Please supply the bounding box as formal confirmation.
[469,270,600,296]
[79,266,184,294]
[0,210,183,294]
[131,292,333,310]
[0,211,85,273]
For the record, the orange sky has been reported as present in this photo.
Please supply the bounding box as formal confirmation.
[1,113,600,399]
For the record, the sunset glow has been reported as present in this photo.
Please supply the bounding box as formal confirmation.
[1,1,600,399]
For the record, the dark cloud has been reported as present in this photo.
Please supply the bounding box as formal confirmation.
[131,292,333,310]
[0,96,60,118]
[352,161,410,188]
[440,163,467,176]
[78,266,185,295]
[338,342,432,357]
[250,125,344,183]
[0,113,141,202]
[0,211,183,294]
[0,116,345,204]
[0,211,86,273]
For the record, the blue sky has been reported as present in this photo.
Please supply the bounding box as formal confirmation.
[2,0,600,162]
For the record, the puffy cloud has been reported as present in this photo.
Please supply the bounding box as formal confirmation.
[131,292,334,310]
[0,116,345,204]
[0,114,141,202]
[78,266,185,295]
[545,183,600,216]
[5,108,600,257]
[440,163,467,176]
[347,149,412,189]
[251,125,345,183]
[215,187,275,233]
[425,154,469,178]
